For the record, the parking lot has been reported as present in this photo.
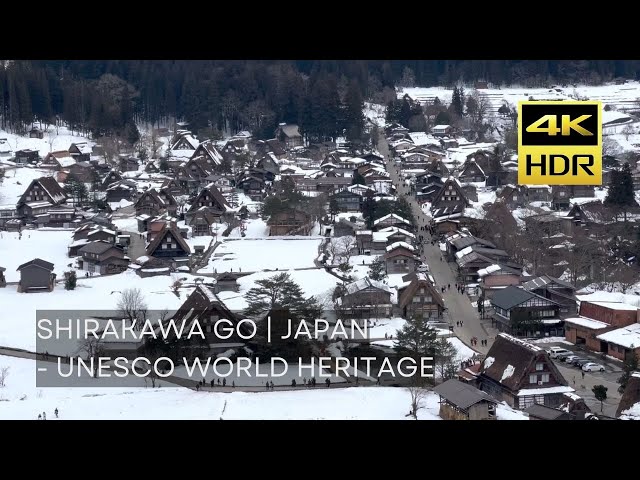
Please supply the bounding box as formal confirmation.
[545,342,623,417]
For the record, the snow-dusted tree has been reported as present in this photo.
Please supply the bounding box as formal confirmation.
[368,257,387,282]
[407,385,429,419]
[434,337,458,383]
[622,124,635,141]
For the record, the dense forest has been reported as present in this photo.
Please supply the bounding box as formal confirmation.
[1,60,639,143]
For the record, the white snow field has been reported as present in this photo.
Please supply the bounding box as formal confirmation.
[201,237,323,273]
[0,166,54,205]
[400,82,640,114]
[0,125,91,160]
[0,270,197,352]
[0,229,77,283]
[217,267,340,312]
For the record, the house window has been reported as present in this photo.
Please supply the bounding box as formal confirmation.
[559,191,565,197]
[162,244,167,249]
[412,297,420,303]
[541,374,550,383]
[520,396,535,409]
[513,195,518,201]
[419,288,425,294]
[536,363,544,371]
[529,374,537,384]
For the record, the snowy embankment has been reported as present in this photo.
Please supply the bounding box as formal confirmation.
[0,354,528,420]
[0,270,197,352]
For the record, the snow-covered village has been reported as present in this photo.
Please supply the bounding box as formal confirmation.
[0,60,640,420]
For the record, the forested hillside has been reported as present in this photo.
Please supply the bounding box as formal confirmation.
[1,60,638,142]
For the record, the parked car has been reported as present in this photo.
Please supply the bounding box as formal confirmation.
[565,355,581,364]
[582,362,605,372]
[417,264,429,273]
[569,357,589,366]
[574,358,592,367]
[548,347,572,358]
[556,352,574,362]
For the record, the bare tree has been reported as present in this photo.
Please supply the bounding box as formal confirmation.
[117,288,148,329]
[338,236,357,263]
[603,137,621,157]
[466,90,491,128]
[0,366,9,387]
[76,336,104,378]
[407,385,429,420]
[616,263,638,294]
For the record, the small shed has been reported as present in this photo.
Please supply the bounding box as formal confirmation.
[525,403,573,420]
[433,378,498,420]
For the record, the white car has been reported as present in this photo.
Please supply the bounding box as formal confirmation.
[582,362,605,372]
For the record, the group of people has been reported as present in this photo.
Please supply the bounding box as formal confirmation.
[197,378,231,390]
[37,408,58,420]
[470,337,488,347]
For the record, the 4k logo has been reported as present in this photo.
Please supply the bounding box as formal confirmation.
[518,101,602,185]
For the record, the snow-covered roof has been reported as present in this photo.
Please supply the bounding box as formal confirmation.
[373,213,411,226]
[585,301,639,311]
[516,386,575,396]
[385,241,415,252]
[68,239,90,248]
[343,277,392,295]
[477,264,502,277]
[563,316,610,330]
[596,323,640,349]
[432,125,451,130]
[376,226,416,239]
[456,246,473,258]
[71,142,92,154]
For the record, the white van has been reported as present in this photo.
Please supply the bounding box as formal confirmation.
[547,347,572,358]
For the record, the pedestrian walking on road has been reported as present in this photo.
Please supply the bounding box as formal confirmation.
[43,412,46,420]
[447,283,451,290]
[223,378,226,387]
[581,371,585,379]
[55,408,59,418]
[38,414,42,420]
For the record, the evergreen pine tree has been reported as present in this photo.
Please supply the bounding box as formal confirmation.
[352,171,366,185]
[368,257,387,282]
[343,79,365,142]
[361,191,377,229]
[395,316,437,357]
[605,162,636,219]
[64,270,77,291]
[329,198,340,220]
[450,86,464,117]
[592,384,608,412]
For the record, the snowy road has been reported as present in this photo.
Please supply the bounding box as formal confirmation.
[378,136,489,355]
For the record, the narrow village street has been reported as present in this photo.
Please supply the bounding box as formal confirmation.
[377,135,492,355]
